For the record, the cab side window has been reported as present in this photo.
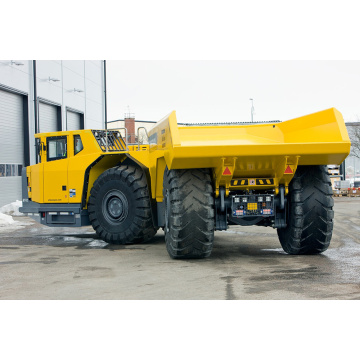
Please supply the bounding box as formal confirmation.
[47,136,67,162]
[74,135,84,155]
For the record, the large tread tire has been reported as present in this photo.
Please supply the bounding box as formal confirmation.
[277,165,334,255]
[88,165,157,244]
[163,167,215,259]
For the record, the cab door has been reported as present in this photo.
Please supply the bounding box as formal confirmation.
[43,136,69,203]
[30,137,44,203]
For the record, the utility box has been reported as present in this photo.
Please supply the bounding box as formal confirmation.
[334,180,350,189]
[334,180,350,196]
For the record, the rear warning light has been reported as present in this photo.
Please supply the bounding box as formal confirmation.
[223,167,232,175]
[284,165,293,174]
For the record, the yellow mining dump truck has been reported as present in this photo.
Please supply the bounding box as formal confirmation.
[20,108,350,259]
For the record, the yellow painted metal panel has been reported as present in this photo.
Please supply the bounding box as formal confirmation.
[28,163,43,203]
[43,158,68,202]
[85,155,127,207]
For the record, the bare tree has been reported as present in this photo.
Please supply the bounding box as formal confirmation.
[350,126,360,159]
[348,116,360,159]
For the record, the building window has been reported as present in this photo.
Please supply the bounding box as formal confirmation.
[47,137,67,162]
[0,164,22,177]
[74,135,84,155]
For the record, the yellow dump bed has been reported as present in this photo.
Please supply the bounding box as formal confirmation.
[148,107,351,195]
[150,107,349,167]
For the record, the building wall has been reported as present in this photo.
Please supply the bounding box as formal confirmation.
[0,60,106,206]
[0,60,31,94]
[35,60,105,131]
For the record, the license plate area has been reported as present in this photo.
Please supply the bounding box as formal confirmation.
[232,194,274,217]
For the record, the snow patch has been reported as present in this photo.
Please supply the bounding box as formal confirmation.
[0,200,23,216]
[0,212,16,226]
[261,248,284,252]
[88,240,107,247]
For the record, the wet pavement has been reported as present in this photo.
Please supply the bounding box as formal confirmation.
[0,197,360,299]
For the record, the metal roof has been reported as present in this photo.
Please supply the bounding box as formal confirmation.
[110,120,358,126]
[180,120,281,126]
[108,119,281,126]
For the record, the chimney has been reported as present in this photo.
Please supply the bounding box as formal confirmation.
[124,112,135,144]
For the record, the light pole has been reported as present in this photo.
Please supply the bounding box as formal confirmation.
[249,98,254,122]
[354,156,356,185]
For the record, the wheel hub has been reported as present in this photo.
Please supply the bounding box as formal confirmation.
[108,197,123,217]
[102,190,129,224]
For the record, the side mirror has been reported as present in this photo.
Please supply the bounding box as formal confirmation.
[35,139,41,157]
[35,139,44,164]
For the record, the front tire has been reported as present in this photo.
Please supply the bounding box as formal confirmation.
[163,167,215,259]
[277,165,334,255]
[88,165,157,244]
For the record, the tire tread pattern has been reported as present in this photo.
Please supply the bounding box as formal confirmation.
[88,165,157,244]
[163,168,215,259]
[277,165,334,255]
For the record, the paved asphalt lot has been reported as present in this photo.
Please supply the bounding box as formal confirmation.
[0,197,359,300]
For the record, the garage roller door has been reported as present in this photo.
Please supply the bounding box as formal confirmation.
[0,89,24,207]
[39,102,57,133]
[67,110,81,130]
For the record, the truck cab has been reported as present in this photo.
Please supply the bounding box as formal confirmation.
[22,130,106,227]
[29,131,84,204]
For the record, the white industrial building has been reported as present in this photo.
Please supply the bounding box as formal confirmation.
[0,60,107,207]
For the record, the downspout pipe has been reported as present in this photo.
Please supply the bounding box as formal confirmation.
[33,60,38,133]
[104,60,108,129]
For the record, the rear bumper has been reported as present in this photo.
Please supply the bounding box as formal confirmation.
[19,200,90,227]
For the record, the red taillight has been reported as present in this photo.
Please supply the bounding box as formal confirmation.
[42,212,45,218]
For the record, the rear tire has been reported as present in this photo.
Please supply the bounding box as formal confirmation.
[88,165,157,244]
[277,165,334,255]
[163,167,215,259]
